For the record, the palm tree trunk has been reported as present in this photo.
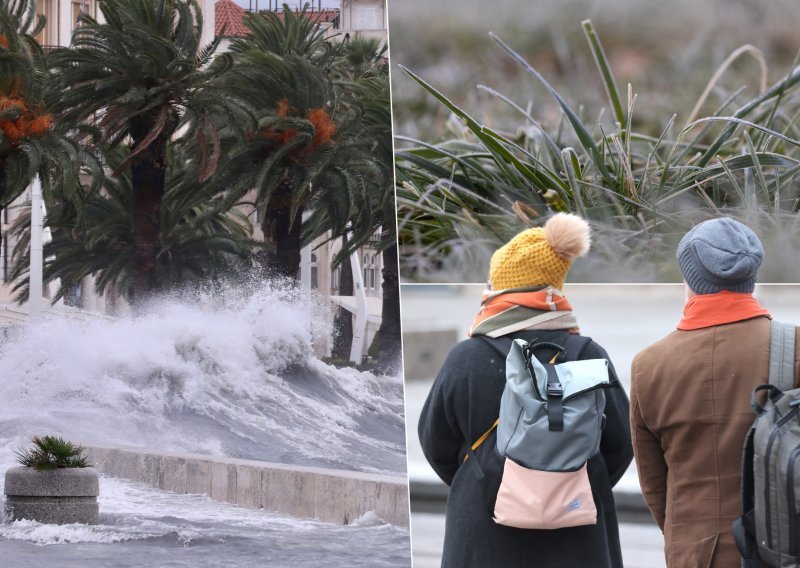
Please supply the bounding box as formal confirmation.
[260,179,303,280]
[377,241,401,374]
[0,156,7,284]
[130,134,168,307]
[332,235,354,360]
[0,204,4,284]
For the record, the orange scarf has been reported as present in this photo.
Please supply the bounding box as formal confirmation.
[677,290,770,331]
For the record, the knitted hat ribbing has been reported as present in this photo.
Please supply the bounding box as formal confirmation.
[489,213,591,291]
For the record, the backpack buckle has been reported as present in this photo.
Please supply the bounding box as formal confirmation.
[547,383,563,398]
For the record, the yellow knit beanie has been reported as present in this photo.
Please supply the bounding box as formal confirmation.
[489,213,591,291]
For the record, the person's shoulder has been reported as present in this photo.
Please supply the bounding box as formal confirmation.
[433,336,507,390]
[446,336,486,357]
[632,330,684,363]
[441,336,504,369]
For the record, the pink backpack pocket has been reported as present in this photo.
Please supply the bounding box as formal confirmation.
[493,458,597,529]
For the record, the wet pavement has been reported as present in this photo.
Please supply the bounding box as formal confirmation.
[0,475,411,568]
[410,511,666,568]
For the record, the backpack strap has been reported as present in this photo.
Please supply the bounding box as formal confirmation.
[562,333,592,362]
[543,364,565,431]
[733,424,760,566]
[769,320,796,392]
[476,332,591,362]
[546,335,592,431]
[462,336,514,463]
[475,335,514,359]
[462,419,499,464]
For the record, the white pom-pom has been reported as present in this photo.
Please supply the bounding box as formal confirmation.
[543,213,591,260]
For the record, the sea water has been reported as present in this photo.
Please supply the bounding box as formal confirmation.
[0,285,410,566]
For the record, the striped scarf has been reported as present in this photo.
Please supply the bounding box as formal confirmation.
[468,286,579,338]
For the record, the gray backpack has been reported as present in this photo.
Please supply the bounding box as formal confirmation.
[467,334,615,529]
[735,320,800,567]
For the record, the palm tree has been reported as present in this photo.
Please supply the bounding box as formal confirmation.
[217,4,346,280]
[0,0,99,264]
[337,36,387,80]
[304,74,399,372]
[46,0,251,305]
[9,146,260,304]
[216,7,399,368]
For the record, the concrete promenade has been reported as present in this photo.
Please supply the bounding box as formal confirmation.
[83,444,410,527]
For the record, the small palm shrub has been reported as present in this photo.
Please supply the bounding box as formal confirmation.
[15,436,90,471]
[396,20,800,282]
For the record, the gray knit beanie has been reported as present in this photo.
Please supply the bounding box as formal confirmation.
[676,218,763,295]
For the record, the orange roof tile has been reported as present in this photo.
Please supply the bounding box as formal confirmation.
[215,0,250,38]
[214,1,340,38]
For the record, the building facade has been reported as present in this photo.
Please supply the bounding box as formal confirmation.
[32,0,215,48]
[215,0,387,47]
[339,0,386,42]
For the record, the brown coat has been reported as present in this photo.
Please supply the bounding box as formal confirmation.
[630,315,800,568]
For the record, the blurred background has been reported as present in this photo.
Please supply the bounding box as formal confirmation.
[390,0,800,140]
[402,283,800,567]
[390,0,800,284]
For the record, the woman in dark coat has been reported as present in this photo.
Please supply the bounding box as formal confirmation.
[418,213,633,567]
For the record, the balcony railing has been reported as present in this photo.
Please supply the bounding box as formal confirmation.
[243,5,341,29]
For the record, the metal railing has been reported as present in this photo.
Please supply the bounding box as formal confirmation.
[243,4,341,28]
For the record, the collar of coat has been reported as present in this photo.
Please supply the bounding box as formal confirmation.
[469,285,579,338]
[677,290,771,331]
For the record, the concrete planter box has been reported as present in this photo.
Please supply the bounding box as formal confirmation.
[4,466,99,525]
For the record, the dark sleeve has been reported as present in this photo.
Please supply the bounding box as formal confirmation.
[586,341,634,488]
[417,341,471,486]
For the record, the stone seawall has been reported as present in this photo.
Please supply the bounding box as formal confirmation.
[83,445,410,528]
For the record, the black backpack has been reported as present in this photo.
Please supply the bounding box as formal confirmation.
[734,320,800,568]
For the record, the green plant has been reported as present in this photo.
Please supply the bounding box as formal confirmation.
[395,20,800,282]
[0,0,101,262]
[15,436,90,471]
[9,145,262,303]
[47,0,252,305]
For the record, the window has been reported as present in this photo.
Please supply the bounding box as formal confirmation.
[310,253,318,290]
[1,230,7,283]
[361,253,378,289]
[331,266,340,292]
[72,1,93,31]
[354,6,378,30]
[63,283,82,307]
[36,0,58,48]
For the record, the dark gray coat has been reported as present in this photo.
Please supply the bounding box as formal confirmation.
[419,329,633,567]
